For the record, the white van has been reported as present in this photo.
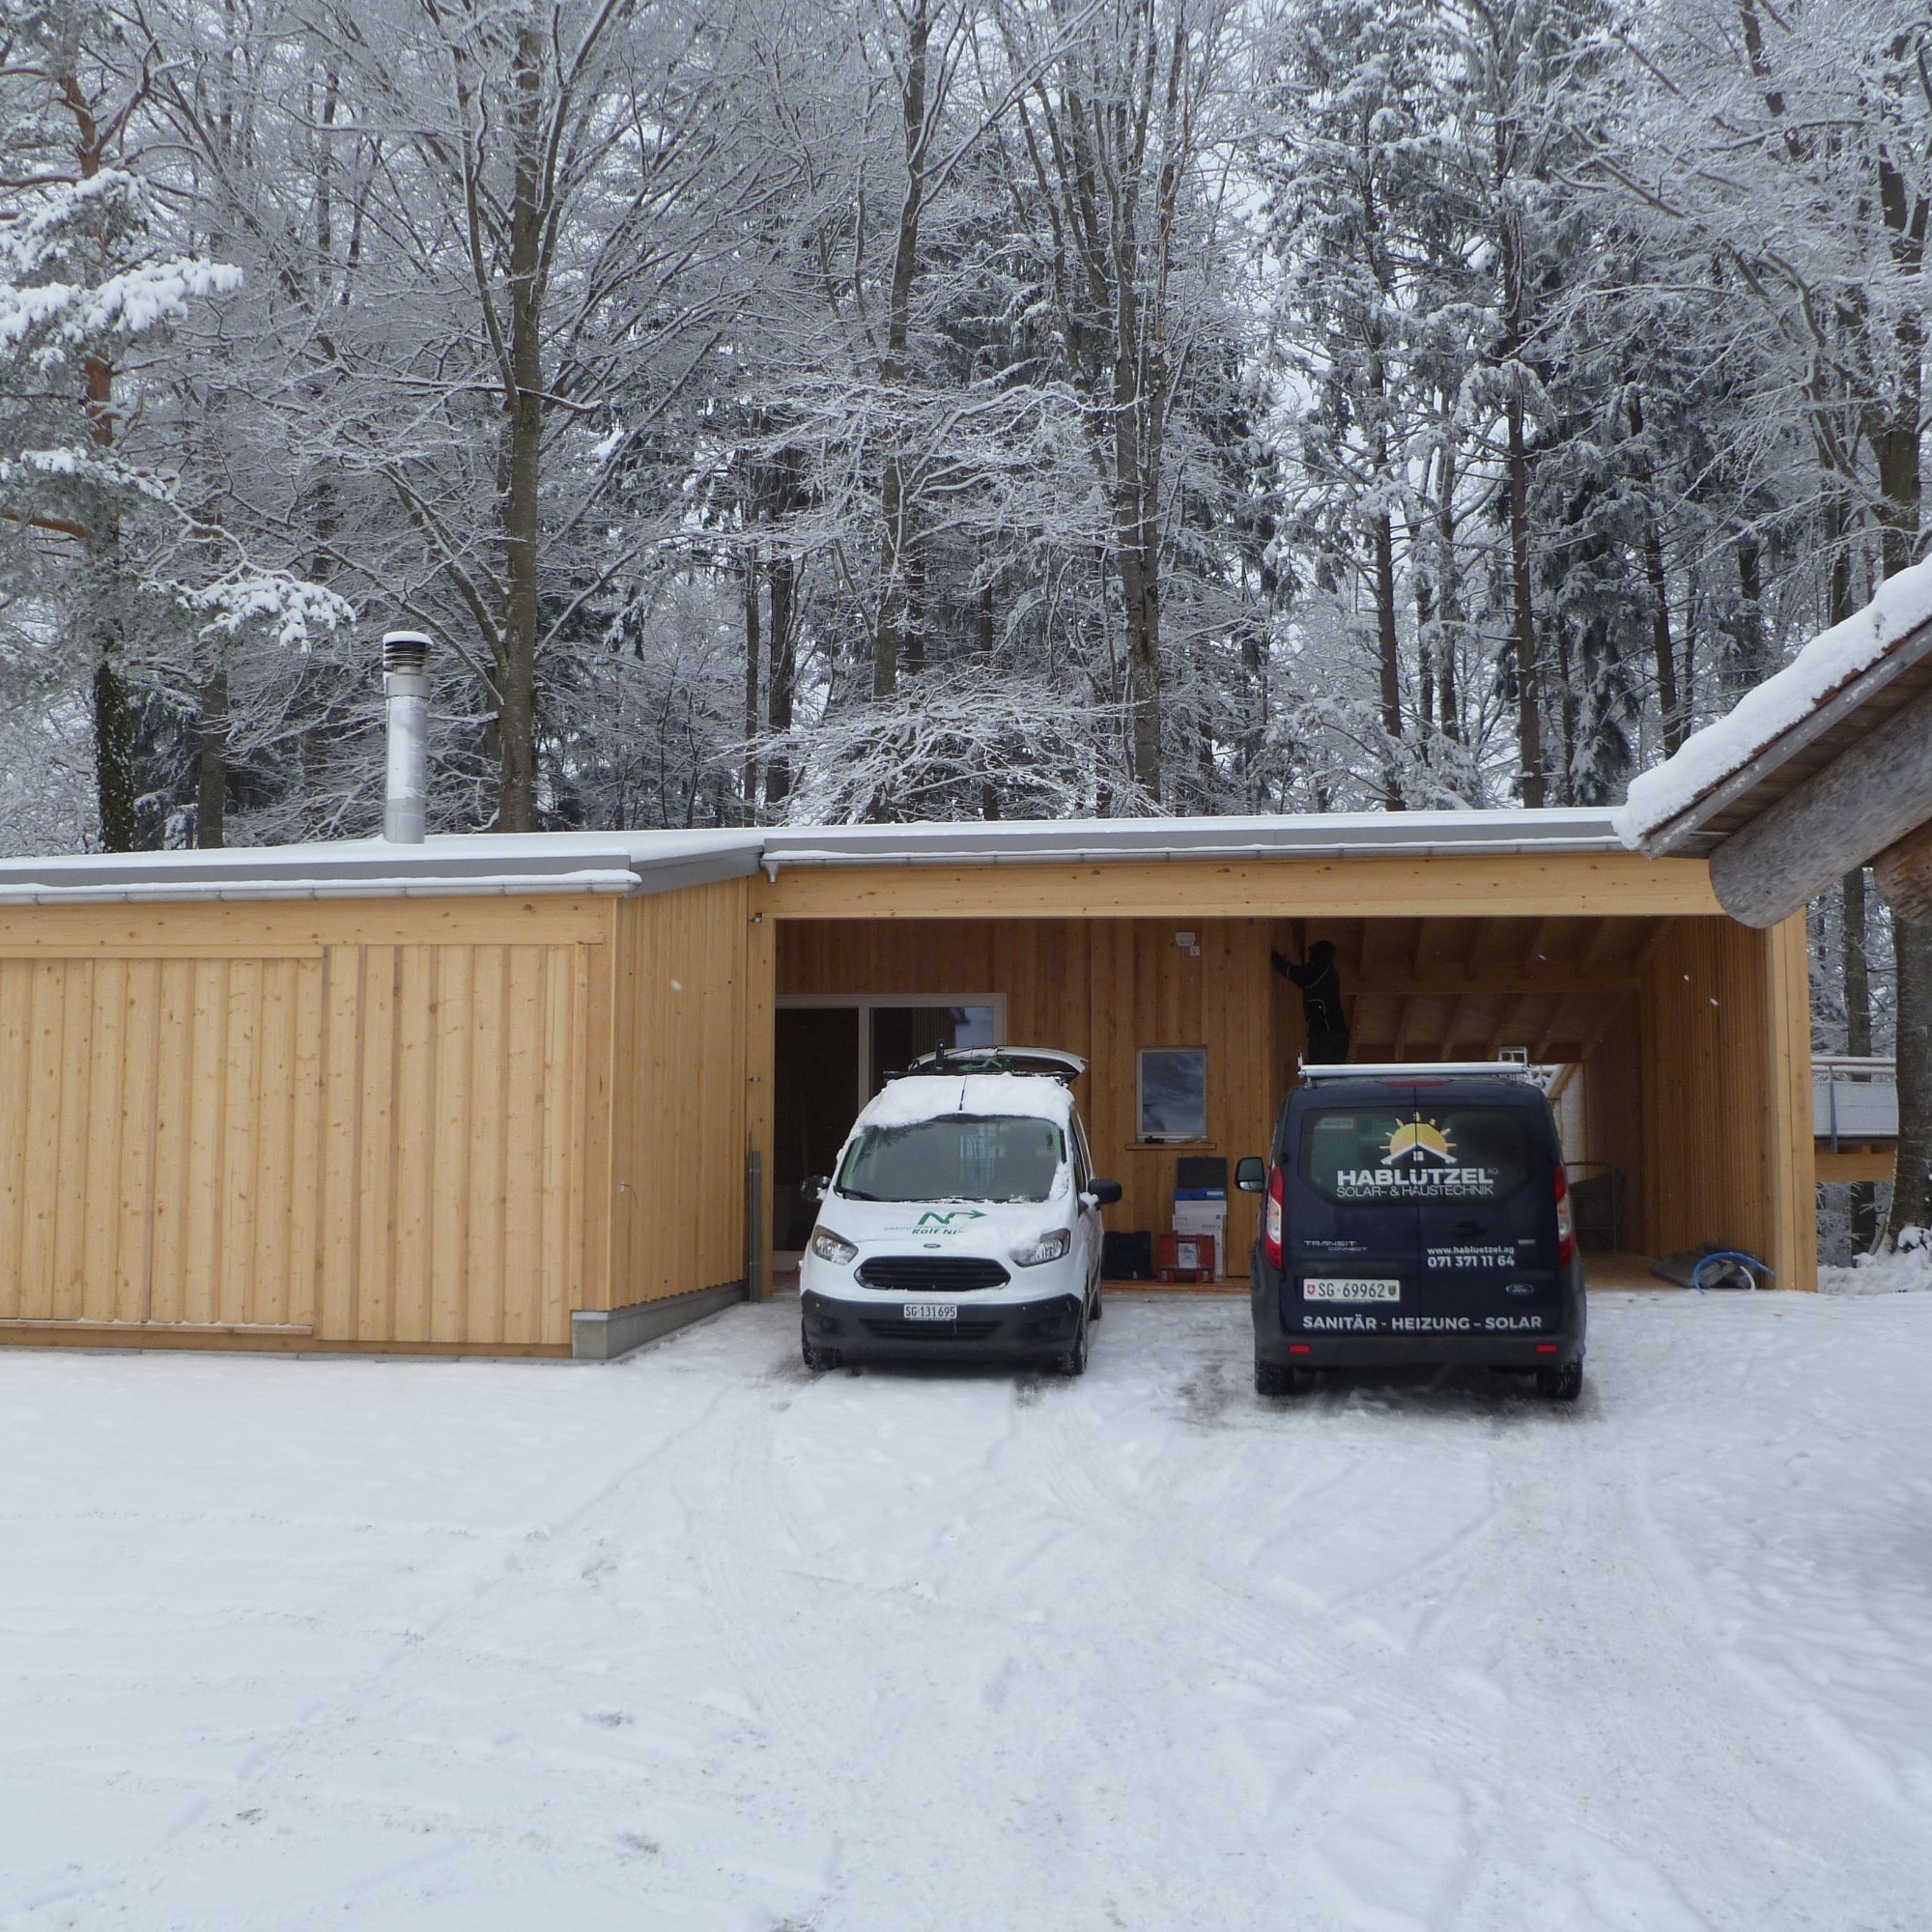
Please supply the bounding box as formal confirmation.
[796,1048,1122,1375]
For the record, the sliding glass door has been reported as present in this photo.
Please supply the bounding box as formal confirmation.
[773,996,1003,1255]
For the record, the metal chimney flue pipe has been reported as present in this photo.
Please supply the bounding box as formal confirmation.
[381,630,433,843]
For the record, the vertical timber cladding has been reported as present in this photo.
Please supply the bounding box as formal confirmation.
[607,876,753,1309]
[1638,912,1817,1291]
[0,952,325,1329]
[319,934,599,1348]
[0,895,613,1350]
[775,918,1281,1274]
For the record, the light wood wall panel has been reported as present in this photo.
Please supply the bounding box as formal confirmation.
[316,939,593,1347]
[608,878,752,1307]
[1638,915,1815,1289]
[0,954,323,1328]
[778,918,1281,1275]
[1576,1001,1647,1255]
[775,913,1749,1282]
[766,852,1723,922]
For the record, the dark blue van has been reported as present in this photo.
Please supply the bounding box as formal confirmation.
[1236,1066,1586,1401]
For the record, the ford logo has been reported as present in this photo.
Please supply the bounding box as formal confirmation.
[1504,1283,1536,1296]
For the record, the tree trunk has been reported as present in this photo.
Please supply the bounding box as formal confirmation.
[764,553,797,814]
[496,20,546,832]
[196,664,228,848]
[1734,534,1768,688]
[1499,196,1543,808]
[1888,914,1932,1241]
[1435,445,1462,744]
[1875,350,1928,1246]
[1373,509,1402,809]
[872,0,930,701]
[1506,386,1542,807]
[92,654,138,853]
[1843,866,1877,1248]
[742,555,760,827]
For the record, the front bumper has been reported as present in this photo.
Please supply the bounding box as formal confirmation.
[802,1288,1085,1364]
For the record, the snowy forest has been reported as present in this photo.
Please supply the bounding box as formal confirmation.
[3,2,1927,1065]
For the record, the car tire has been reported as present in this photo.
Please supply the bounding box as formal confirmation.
[801,1325,838,1373]
[1254,1356,1302,1398]
[1055,1315,1089,1378]
[1535,1360,1583,1402]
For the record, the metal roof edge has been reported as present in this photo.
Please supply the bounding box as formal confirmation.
[758,810,1628,871]
[0,810,1634,904]
[0,869,643,906]
[0,833,764,905]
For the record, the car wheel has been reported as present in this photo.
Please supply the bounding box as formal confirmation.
[801,1324,838,1373]
[1254,1356,1302,1398]
[1535,1360,1583,1402]
[1055,1314,1089,1377]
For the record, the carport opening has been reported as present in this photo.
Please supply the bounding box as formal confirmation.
[773,912,1777,1290]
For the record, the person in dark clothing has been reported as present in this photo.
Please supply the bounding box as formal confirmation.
[1272,939,1350,1065]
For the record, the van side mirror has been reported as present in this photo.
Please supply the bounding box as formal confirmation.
[1084,1179,1123,1208]
[802,1175,829,1204]
[1235,1156,1267,1194]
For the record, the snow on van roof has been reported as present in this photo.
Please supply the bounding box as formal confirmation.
[1617,556,1932,852]
[856,1072,1075,1132]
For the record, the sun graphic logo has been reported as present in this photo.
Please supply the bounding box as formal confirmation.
[1381,1116,1455,1167]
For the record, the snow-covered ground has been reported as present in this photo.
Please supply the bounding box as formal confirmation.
[4,1292,1930,1932]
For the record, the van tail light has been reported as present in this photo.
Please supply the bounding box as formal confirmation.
[1264,1163,1285,1268]
[1554,1161,1575,1267]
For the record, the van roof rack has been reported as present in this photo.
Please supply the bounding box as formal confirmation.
[1298,1060,1534,1081]
[893,1045,1087,1084]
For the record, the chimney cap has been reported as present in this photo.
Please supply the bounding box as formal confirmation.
[383,629,433,674]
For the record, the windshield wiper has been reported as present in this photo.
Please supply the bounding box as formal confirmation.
[837,1186,883,1201]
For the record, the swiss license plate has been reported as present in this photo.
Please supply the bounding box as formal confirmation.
[1302,1278,1401,1302]
[902,1301,958,1322]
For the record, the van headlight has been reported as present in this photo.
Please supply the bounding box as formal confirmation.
[1011,1229,1070,1267]
[810,1227,858,1265]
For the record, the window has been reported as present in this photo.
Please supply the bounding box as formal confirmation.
[1138,1048,1208,1143]
[1299,1107,1533,1205]
[837,1115,1065,1204]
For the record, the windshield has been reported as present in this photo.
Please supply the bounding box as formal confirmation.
[1299,1106,1533,1204]
[837,1115,1065,1204]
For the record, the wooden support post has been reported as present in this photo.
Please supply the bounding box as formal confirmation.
[1764,911,1818,1291]
[745,900,777,1300]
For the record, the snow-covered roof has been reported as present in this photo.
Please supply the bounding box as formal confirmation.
[0,829,765,904]
[1617,558,1932,857]
[0,808,1629,905]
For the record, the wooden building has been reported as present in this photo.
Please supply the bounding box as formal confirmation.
[0,808,1817,1358]
[1622,559,1932,1220]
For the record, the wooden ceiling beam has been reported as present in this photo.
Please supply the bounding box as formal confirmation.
[1348,970,1642,997]
[1410,918,1434,981]
[1577,917,1624,974]
[1533,991,1571,1062]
